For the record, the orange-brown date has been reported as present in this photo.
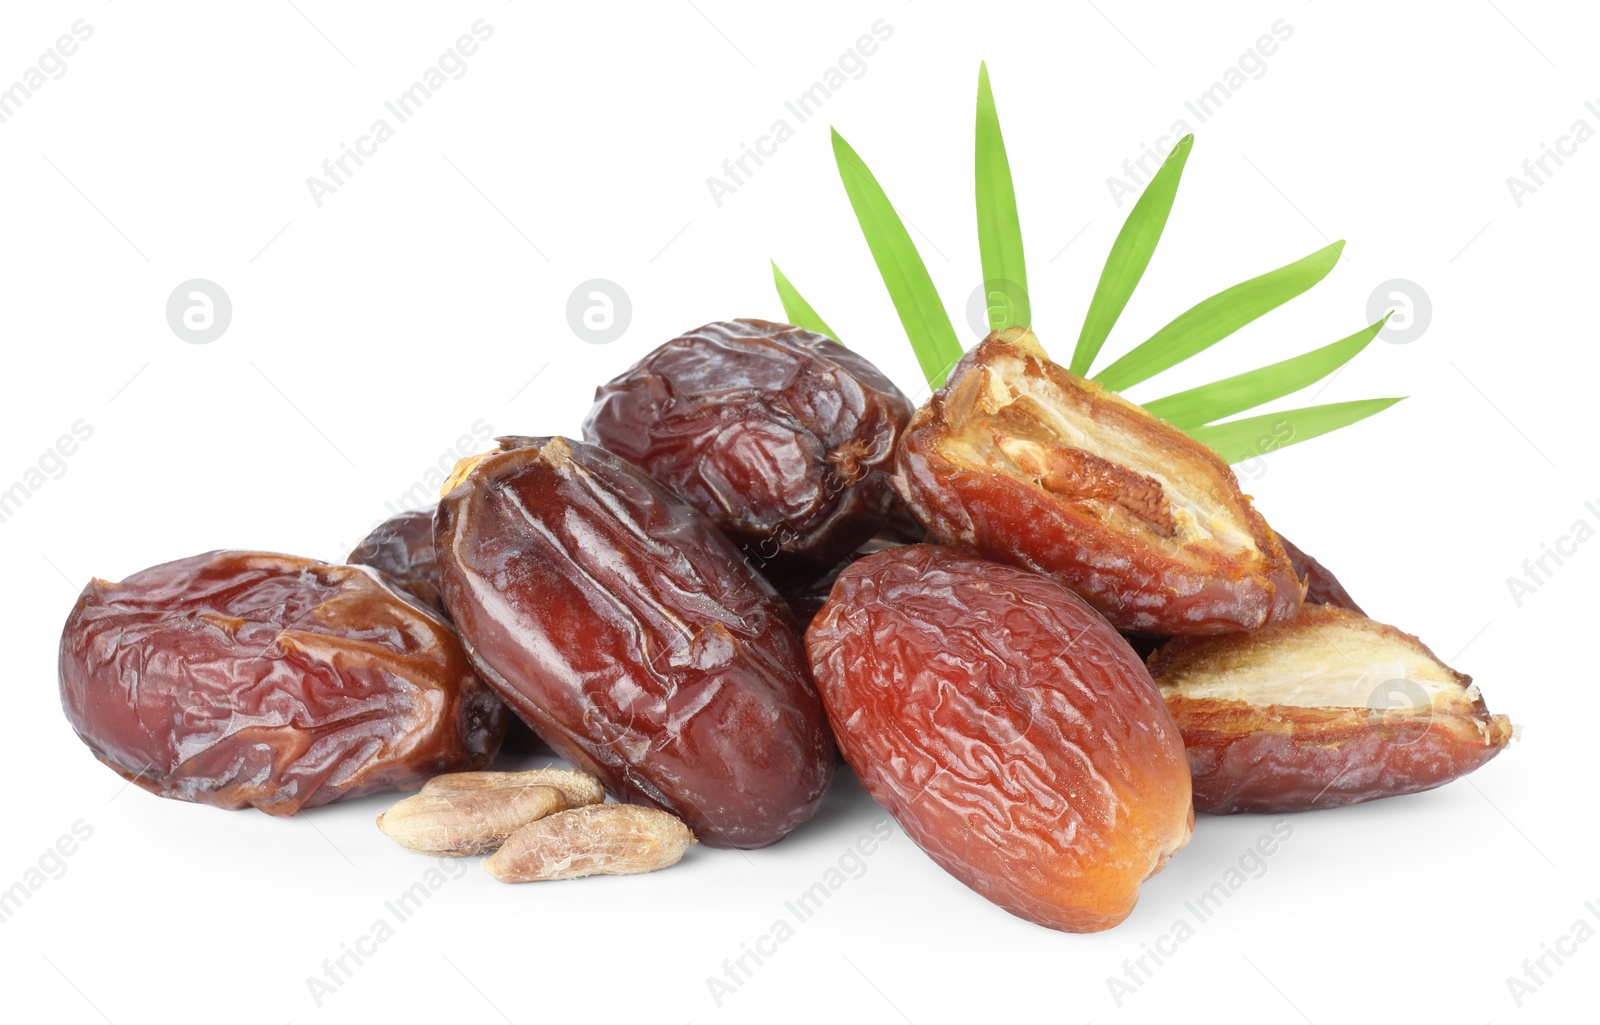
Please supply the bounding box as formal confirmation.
[58,551,506,814]
[894,328,1302,635]
[806,544,1193,932]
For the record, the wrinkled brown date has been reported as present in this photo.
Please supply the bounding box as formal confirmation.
[779,536,907,631]
[895,328,1302,635]
[58,551,506,815]
[435,436,836,849]
[582,319,913,587]
[348,507,448,617]
[1277,532,1365,614]
[806,544,1194,932]
[347,507,546,754]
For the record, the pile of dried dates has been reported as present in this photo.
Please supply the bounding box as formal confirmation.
[57,318,1514,930]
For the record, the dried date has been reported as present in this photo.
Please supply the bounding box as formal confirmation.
[58,551,506,815]
[347,505,544,753]
[779,536,906,631]
[582,319,913,587]
[348,507,448,617]
[805,544,1193,932]
[894,328,1302,634]
[1150,605,1512,813]
[1277,532,1364,614]
[435,436,835,849]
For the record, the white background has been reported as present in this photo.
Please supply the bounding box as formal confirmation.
[1,2,1593,1022]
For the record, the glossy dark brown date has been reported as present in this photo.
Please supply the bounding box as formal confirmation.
[348,507,448,616]
[435,436,835,849]
[348,506,547,754]
[582,319,912,587]
[58,551,506,814]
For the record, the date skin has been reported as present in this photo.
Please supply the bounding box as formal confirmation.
[895,328,1302,635]
[348,508,448,617]
[348,506,546,754]
[1277,532,1364,614]
[1150,606,1511,813]
[582,319,913,588]
[59,551,506,815]
[435,436,835,849]
[1121,534,1359,661]
[806,544,1193,932]
[780,536,908,631]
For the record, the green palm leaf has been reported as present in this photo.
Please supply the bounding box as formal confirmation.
[1070,135,1193,376]
[1094,239,1345,392]
[770,260,841,342]
[771,62,1405,458]
[1189,397,1404,464]
[1142,315,1388,429]
[974,62,1029,332]
[831,127,964,388]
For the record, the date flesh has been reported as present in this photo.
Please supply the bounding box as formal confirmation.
[435,436,835,849]
[1150,605,1512,813]
[582,319,913,588]
[1118,533,1356,660]
[805,544,1193,932]
[58,551,506,815]
[894,328,1302,635]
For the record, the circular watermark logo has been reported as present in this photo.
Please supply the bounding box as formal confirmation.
[166,278,232,345]
[1366,678,1434,745]
[1366,278,1431,344]
[965,278,1029,339]
[963,678,1035,749]
[566,278,631,345]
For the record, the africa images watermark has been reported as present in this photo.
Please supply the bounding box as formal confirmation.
[0,19,94,126]
[305,856,471,1007]
[705,816,898,1008]
[1106,818,1295,1007]
[334,418,495,557]
[0,420,94,527]
[1104,19,1294,206]
[1504,898,1600,1009]
[1504,497,1600,607]
[1505,100,1600,207]
[704,19,895,208]
[305,20,496,207]
[0,819,94,926]
[1232,415,1295,484]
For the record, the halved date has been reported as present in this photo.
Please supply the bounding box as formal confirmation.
[58,551,506,814]
[1150,605,1512,813]
[435,436,835,849]
[894,328,1302,635]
